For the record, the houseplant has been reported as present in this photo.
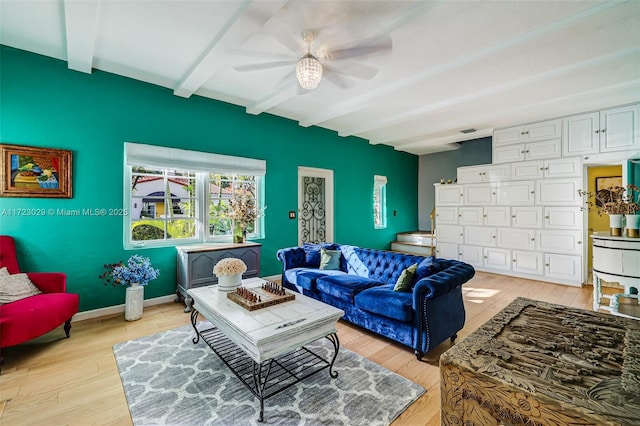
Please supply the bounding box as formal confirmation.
[213,258,247,292]
[100,255,160,320]
[227,189,264,243]
[579,185,640,236]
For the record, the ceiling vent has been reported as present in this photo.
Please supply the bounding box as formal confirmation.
[460,128,477,134]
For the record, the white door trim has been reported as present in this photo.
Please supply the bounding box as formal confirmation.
[298,166,334,245]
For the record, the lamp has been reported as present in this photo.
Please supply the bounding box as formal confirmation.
[296,54,323,90]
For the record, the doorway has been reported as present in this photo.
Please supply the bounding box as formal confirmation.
[298,166,334,245]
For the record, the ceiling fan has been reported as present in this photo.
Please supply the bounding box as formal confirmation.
[231,29,392,91]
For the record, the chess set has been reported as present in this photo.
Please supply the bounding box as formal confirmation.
[227,281,295,311]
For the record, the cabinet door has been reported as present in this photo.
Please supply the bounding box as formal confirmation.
[536,230,583,255]
[497,228,535,250]
[512,250,544,275]
[436,207,458,224]
[544,206,583,229]
[464,183,495,205]
[526,139,561,161]
[545,253,582,283]
[526,119,562,142]
[511,161,543,180]
[493,145,525,164]
[536,178,582,206]
[458,207,483,225]
[512,207,543,228]
[436,242,458,260]
[544,157,581,178]
[484,206,511,227]
[600,104,639,153]
[436,185,463,206]
[497,181,535,206]
[459,245,483,268]
[563,112,599,156]
[494,125,525,146]
[437,224,464,244]
[457,166,485,184]
[483,247,511,271]
[485,164,511,182]
[464,226,496,247]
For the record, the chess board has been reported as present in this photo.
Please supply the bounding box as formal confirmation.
[227,284,295,311]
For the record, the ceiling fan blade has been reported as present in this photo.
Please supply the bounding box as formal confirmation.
[226,48,294,61]
[325,61,379,80]
[233,60,298,72]
[322,65,355,89]
[329,34,392,61]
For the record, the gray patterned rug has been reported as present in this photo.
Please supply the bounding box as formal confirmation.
[113,323,425,426]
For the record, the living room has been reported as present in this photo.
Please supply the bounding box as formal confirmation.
[1,1,639,425]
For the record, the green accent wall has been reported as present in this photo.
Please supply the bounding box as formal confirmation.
[0,46,418,311]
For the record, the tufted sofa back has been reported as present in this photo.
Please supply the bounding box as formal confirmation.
[339,245,425,285]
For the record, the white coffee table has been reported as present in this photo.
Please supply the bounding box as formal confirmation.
[187,277,344,421]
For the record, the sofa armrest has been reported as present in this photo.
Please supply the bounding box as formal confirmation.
[276,247,306,270]
[26,272,67,293]
[412,261,475,307]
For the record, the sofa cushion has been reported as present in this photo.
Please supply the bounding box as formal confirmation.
[415,257,444,282]
[284,268,346,288]
[393,263,418,292]
[355,285,414,323]
[0,273,42,304]
[320,248,341,270]
[297,271,328,291]
[303,243,339,268]
[316,274,385,303]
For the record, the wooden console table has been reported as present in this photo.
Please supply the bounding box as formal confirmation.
[175,243,260,312]
[592,232,640,318]
[441,297,640,425]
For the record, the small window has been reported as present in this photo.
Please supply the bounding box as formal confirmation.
[374,175,387,229]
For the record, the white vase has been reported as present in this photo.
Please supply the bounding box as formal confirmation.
[125,283,144,321]
[609,214,623,236]
[625,214,640,237]
[217,273,242,292]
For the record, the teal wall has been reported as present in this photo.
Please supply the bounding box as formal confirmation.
[0,46,418,311]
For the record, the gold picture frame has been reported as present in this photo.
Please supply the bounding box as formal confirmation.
[0,143,73,198]
[595,175,622,207]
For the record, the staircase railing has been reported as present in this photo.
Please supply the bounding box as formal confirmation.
[429,207,436,256]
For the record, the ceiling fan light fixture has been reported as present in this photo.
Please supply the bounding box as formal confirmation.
[296,54,323,90]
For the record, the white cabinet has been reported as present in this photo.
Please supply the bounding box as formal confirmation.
[459,245,483,267]
[457,164,510,183]
[436,184,463,206]
[464,226,496,246]
[512,207,543,228]
[437,224,464,244]
[536,178,582,206]
[464,183,496,205]
[494,119,562,147]
[494,139,562,164]
[484,206,510,226]
[497,181,535,206]
[544,206,583,229]
[436,242,458,260]
[537,230,583,255]
[511,161,544,180]
[497,228,536,251]
[563,103,639,156]
[512,250,544,275]
[544,157,581,178]
[483,247,511,271]
[545,253,582,283]
[436,207,458,224]
[458,207,483,225]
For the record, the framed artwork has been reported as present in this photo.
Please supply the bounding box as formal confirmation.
[595,175,622,207]
[0,143,73,198]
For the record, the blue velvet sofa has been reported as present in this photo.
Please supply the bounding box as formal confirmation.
[276,244,475,360]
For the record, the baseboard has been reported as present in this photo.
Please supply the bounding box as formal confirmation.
[73,274,281,322]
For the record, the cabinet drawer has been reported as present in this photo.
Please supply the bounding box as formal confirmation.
[459,207,484,225]
[436,207,459,224]
[537,230,583,255]
[437,225,464,244]
[497,228,535,250]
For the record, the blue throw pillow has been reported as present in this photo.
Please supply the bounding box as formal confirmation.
[319,248,341,270]
[415,257,442,281]
[303,243,322,267]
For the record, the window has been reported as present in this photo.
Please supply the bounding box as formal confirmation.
[124,143,265,248]
[373,175,387,229]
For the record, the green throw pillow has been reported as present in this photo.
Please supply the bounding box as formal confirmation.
[319,248,341,270]
[393,263,418,292]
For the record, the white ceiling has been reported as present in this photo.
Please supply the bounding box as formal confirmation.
[1,0,639,155]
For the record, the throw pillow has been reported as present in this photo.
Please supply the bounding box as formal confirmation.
[0,273,42,304]
[394,263,418,292]
[0,267,9,276]
[303,243,322,267]
[319,248,341,270]
[415,257,442,281]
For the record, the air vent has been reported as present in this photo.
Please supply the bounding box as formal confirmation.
[460,128,477,134]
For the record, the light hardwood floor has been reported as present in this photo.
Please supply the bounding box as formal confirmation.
[0,272,596,425]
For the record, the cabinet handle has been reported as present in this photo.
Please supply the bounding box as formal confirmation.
[513,259,517,262]
[601,129,606,133]
[521,150,526,154]
[458,214,462,217]
[595,130,600,134]
[512,215,516,218]
[459,253,462,256]
[484,215,487,218]
[545,216,550,219]
[521,132,525,135]
[577,241,582,244]
[530,191,535,194]
[539,167,545,171]
[492,235,496,239]
[525,131,529,135]
[545,263,550,267]
[526,150,530,153]
[460,193,464,196]
[531,238,535,241]
[584,156,589,160]
[484,256,487,259]
[492,192,496,195]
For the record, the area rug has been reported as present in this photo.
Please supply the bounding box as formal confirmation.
[113,323,425,426]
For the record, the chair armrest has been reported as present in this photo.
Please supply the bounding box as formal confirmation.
[276,247,306,270]
[26,272,67,293]
[412,262,475,308]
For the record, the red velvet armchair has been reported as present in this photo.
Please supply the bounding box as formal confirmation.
[0,236,79,354]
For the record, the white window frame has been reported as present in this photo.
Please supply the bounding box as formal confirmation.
[374,175,387,229]
[124,142,266,249]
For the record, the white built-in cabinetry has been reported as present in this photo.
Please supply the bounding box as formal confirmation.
[435,102,639,287]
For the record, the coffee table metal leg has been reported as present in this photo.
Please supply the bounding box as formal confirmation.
[325,333,340,378]
[252,361,272,422]
[190,309,200,344]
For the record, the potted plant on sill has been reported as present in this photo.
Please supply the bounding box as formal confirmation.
[100,254,160,321]
[227,186,265,243]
